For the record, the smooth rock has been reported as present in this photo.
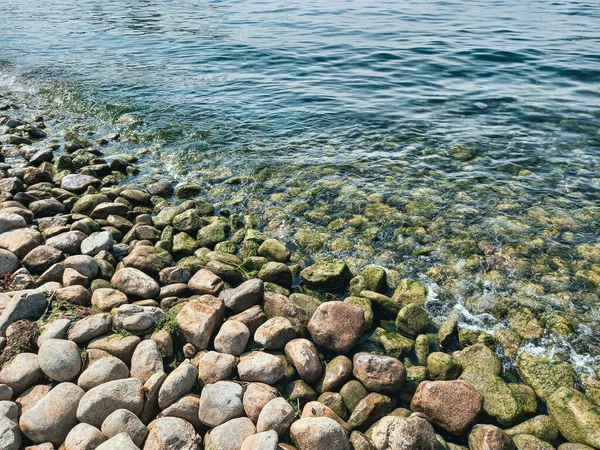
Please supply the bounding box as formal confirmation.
[112,267,160,299]
[0,289,47,334]
[257,397,295,437]
[219,278,264,313]
[370,414,438,450]
[64,423,106,450]
[38,339,82,382]
[285,338,323,382]
[207,417,255,450]
[308,301,365,353]
[254,317,296,350]
[78,356,130,391]
[214,320,250,356]
[238,351,286,385]
[130,340,164,384]
[144,417,200,450]
[290,417,350,450]
[0,353,43,395]
[176,295,225,349]
[158,361,197,409]
[101,409,148,447]
[353,352,406,394]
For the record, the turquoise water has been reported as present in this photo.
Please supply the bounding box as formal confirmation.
[1,1,600,367]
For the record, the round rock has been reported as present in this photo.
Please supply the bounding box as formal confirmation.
[308,301,365,353]
[38,339,82,382]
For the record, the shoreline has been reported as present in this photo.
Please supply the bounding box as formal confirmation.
[0,89,599,448]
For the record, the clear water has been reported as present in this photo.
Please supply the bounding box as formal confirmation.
[1,0,600,369]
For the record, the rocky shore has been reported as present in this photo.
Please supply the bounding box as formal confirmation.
[0,91,599,450]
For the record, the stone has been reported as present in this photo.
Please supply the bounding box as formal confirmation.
[410,380,483,435]
[0,249,19,274]
[64,423,106,450]
[176,295,225,349]
[0,384,13,401]
[147,181,174,197]
[308,301,365,353]
[353,352,406,394]
[0,289,47,334]
[285,338,323,382]
[22,245,62,274]
[64,254,99,279]
[395,304,431,338]
[38,339,82,382]
[15,385,52,414]
[348,392,394,431]
[517,353,576,400]
[96,432,140,450]
[114,304,166,331]
[68,313,112,343]
[91,202,130,219]
[392,278,427,306]
[145,417,200,450]
[188,268,224,295]
[81,230,114,255]
[130,340,164,384]
[19,382,84,445]
[61,174,99,192]
[371,414,438,450]
[238,351,286,384]
[241,430,279,450]
[112,267,160,299]
[139,371,167,425]
[124,245,172,275]
[290,417,350,450]
[0,353,43,395]
[243,382,278,423]
[196,351,238,386]
[350,431,377,450]
[505,416,559,445]
[258,262,293,288]
[159,266,190,284]
[30,198,65,217]
[91,287,128,311]
[0,400,21,450]
[76,378,144,428]
[0,212,26,234]
[300,260,352,291]
[263,292,310,337]
[46,231,87,255]
[198,381,245,427]
[257,397,295,437]
[207,417,255,450]
[78,356,130,391]
[158,361,197,409]
[157,394,201,428]
[101,409,148,447]
[220,278,264,313]
[301,401,348,430]
[547,387,600,449]
[87,334,141,365]
[319,355,354,393]
[468,424,516,450]
[214,320,250,356]
[427,352,462,380]
[229,305,267,334]
[512,435,555,450]
[258,239,291,262]
[255,317,296,350]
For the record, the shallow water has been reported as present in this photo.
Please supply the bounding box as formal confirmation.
[1,0,599,369]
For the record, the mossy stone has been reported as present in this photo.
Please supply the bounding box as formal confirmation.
[438,317,458,349]
[290,293,323,318]
[318,392,349,421]
[399,365,430,404]
[258,262,293,288]
[300,259,352,291]
[458,328,480,348]
[517,352,576,400]
[395,304,431,337]
[512,434,555,450]
[508,383,538,417]
[344,296,374,330]
[341,380,369,413]
[196,221,228,248]
[347,392,393,431]
[361,266,388,293]
[505,415,559,444]
[258,238,291,263]
[371,328,414,360]
[172,209,206,234]
[547,387,600,449]
[284,379,317,405]
[360,290,401,317]
[172,232,198,255]
[427,352,462,380]
[454,344,502,376]
[508,307,543,340]
[392,278,427,306]
[263,282,290,296]
[415,334,433,366]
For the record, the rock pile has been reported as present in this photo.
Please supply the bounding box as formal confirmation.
[0,96,599,450]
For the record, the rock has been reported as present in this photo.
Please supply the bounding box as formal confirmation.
[257,397,295,437]
[263,292,310,337]
[198,381,245,427]
[468,424,516,450]
[0,400,21,450]
[238,351,286,385]
[157,394,201,428]
[229,305,268,335]
[285,338,323,382]
[64,423,106,450]
[131,340,164,384]
[547,387,600,449]
[243,382,278,423]
[220,278,264,313]
[101,409,148,447]
[68,313,112,343]
[176,295,225,349]
[505,416,559,445]
[91,287,128,311]
[258,262,293,288]
[81,230,114,256]
[207,417,255,450]
[353,353,406,394]
[188,268,224,295]
[22,245,62,274]
[300,260,352,291]
[158,361,197,409]
[410,380,483,434]
[124,245,172,275]
[46,231,87,255]
[308,301,365,353]
[0,353,43,395]
[30,198,65,217]
[0,384,13,401]
[15,384,51,414]
[0,289,47,334]
[255,317,296,350]
[38,339,82,381]
[78,356,130,390]
[214,320,250,356]
[290,417,350,450]
[258,239,291,262]
[512,434,555,450]
[19,382,84,445]
[395,304,431,338]
[56,284,91,304]
[241,430,279,450]
[301,401,348,430]
[61,174,99,192]
[76,378,144,428]
[371,414,438,450]
[319,355,354,393]
[0,249,19,274]
[91,202,130,219]
[517,353,576,400]
[0,212,26,234]
[159,266,190,284]
[348,392,393,431]
[350,431,376,450]
[139,371,167,425]
[64,254,99,279]
[88,334,141,365]
[147,181,174,197]
[427,352,462,380]
[196,351,238,386]
[114,304,166,331]
[96,432,140,450]
[112,267,160,299]
[145,417,200,450]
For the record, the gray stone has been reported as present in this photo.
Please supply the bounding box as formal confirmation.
[38,339,82,382]
[0,249,19,274]
[290,417,350,450]
[46,231,87,255]
[285,338,323,383]
[144,417,200,450]
[257,397,295,437]
[78,356,130,391]
[114,304,166,332]
[64,423,105,450]
[68,313,112,343]
[0,400,21,450]
[101,409,148,447]
[130,340,164,384]
[214,320,250,356]
[63,254,99,279]
[196,351,238,386]
[0,289,47,334]
[112,267,160,299]
[219,279,264,313]
[96,432,140,450]
[158,361,197,409]
[0,353,43,395]
[0,384,13,401]
[207,417,255,450]
[37,318,71,347]
[61,174,99,193]
[176,295,225,349]
[371,414,438,450]
[0,212,26,234]
[238,351,286,385]
[81,230,114,256]
[0,228,44,259]
[198,381,245,428]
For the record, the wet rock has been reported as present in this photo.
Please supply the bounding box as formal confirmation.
[392,278,427,306]
[78,356,130,390]
[76,378,144,428]
[114,304,166,331]
[101,409,148,447]
[68,313,112,343]
[512,434,555,450]
[130,340,164,384]
[255,316,296,350]
[145,417,200,450]
[214,320,250,356]
[290,417,350,450]
[257,397,295,437]
[0,353,43,395]
[258,262,293,288]
[238,351,286,384]
[468,424,516,450]
[517,353,576,400]
[410,380,482,435]
[395,304,431,337]
[300,259,352,291]
[29,198,65,217]
[353,352,406,394]
[158,361,197,409]
[427,352,462,380]
[308,301,365,353]
[38,338,82,382]
[147,181,174,197]
[176,295,225,349]
[64,423,105,450]
[112,267,160,299]
[60,174,100,192]
[241,430,279,450]
[207,417,255,450]
[0,228,43,259]
[285,338,323,382]
[91,287,128,311]
[220,278,264,313]
[258,238,291,262]
[348,392,394,431]
[547,387,600,449]
[198,380,245,427]
[19,382,84,445]
[505,416,559,445]
[0,289,47,334]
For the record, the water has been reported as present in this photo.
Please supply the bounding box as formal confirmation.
[1,0,600,370]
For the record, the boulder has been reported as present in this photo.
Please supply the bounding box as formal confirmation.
[255,317,296,350]
[517,353,576,400]
[547,387,600,449]
[371,414,438,450]
[0,289,47,334]
[22,245,62,274]
[219,278,264,313]
[308,301,365,353]
[290,417,350,450]
[468,424,516,450]
[101,409,148,447]
[112,267,160,299]
[145,417,200,450]
[207,417,255,450]
[176,295,225,349]
[353,352,406,394]
[123,245,172,275]
[64,423,105,450]
[81,231,114,256]
[196,351,238,386]
[238,351,286,385]
[78,356,130,391]
[158,361,197,409]
[38,339,82,382]
[198,381,245,428]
